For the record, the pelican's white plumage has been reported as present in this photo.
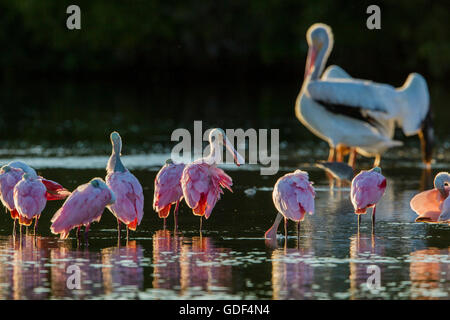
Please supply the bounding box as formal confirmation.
[296,23,432,165]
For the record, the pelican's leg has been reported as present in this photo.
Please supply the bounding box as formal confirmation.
[327,147,335,162]
[336,144,344,162]
[373,154,381,167]
[117,219,121,239]
[348,148,357,169]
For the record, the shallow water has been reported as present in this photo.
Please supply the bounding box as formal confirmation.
[0,164,449,300]
[0,81,449,299]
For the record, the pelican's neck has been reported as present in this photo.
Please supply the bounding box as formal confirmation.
[310,44,330,81]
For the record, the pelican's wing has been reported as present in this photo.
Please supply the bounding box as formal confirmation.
[307,79,398,115]
[321,65,352,80]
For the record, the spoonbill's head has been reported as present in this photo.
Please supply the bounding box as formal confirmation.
[0,165,11,173]
[371,167,382,174]
[305,23,333,80]
[90,177,116,204]
[209,128,245,166]
[110,131,122,153]
[434,172,450,198]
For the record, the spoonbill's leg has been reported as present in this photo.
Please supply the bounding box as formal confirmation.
[117,218,122,238]
[20,224,23,237]
[77,226,81,241]
[174,200,180,231]
[163,218,166,230]
[348,148,357,169]
[284,217,288,239]
[126,226,129,242]
[12,219,16,236]
[327,147,335,162]
[264,212,283,239]
[297,221,301,240]
[34,217,39,236]
[84,224,90,244]
[373,154,381,167]
[357,214,361,229]
[199,217,203,233]
[372,205,376,228]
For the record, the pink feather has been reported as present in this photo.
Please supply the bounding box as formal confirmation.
[351,170,386,214]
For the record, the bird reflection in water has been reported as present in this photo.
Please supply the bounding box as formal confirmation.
[349,232,384,299]
[101,241,144,297]
[409,247,450,300]
[270,237,314,299]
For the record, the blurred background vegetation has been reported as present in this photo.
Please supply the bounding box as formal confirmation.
[0,0,448,155]
[1,0,448,82]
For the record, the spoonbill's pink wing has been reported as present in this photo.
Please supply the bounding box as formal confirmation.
[410,187,449,222]
[51,183,113,239]
[13,179,47,226]
[0,167,23,211]
[106,171,144,230]
[153,163,185,218]
[351,171,386,213]
[273,170,315,222]
[39,177,71,200]
[181,162,232,219]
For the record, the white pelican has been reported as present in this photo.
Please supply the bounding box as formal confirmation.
[295,23,434,167]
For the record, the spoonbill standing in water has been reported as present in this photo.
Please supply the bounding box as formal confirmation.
[51,178,115,241]
[181,128,244,231]
[410,172,450,223]
[296,23,433,167]
[350,167,386,228]
[105,132,144,239]
[153,159,185,229]
[0,161,69,234]
[265,170,315,240]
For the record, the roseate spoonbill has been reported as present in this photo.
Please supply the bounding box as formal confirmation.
[181,128,244,231]
[13,172,47,234]
[0,161,69,233]
[50,178,116,241]
[410,172,450,223]
[350,167,386,228]
[296,23,433,167]
[105,132,144,239]
[153,159,185,229]
[265,170,315,239]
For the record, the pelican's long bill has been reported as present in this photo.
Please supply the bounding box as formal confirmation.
[223,136,245,166]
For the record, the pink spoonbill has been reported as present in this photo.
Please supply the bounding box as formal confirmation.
[50,178,116,241]
[181,128,244,231]
[153,159,185,229]
[350,167,386,228]
[265,170,315,240]
[105,132,144,239]
[0,161,69,233]
[410,172,450,223]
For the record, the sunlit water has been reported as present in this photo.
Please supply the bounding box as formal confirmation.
[0,81,449,299]
[0,157,449,300]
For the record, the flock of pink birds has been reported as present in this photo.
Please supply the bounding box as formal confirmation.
[0,128,448,244]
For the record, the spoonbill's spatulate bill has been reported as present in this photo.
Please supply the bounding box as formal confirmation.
[410,172,450,223]
[153,159,185,228]
[296,23,434,167]
[50,178,116,240]
[181,128,244,231]
[105,132,144,238]
[350,167,386,227]
[0,161,70,233]
[265,170,315,239]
